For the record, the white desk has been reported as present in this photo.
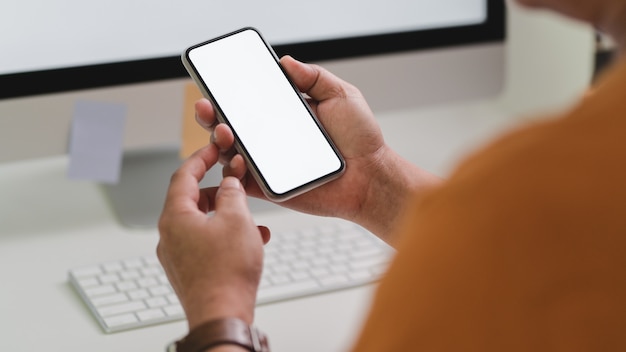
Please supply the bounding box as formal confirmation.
[0,100,517,351]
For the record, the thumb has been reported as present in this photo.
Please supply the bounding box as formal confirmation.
[214,176,249,214]
[280,55,346,102]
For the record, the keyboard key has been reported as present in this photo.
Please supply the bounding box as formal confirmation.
[120,270,140,280]
[91,293,128,307]
[329,263,349,274]
[163,305,184,317]
[349,256,390,270]
[290,271,311,281]
[256,279,320,303]
[268,273,290,285]
[85,284,116,297]
[99,273,120,284]
[137,277,158,288]
[104,313,138,328]
[319,274,350,287]
[116,281,138,291]
[259,277,271,288]
[98,301,146,317]
[127,289,149,301]
[290,260,310,271]
[157,274,170,285]
[309,267,330,278]
[166,294,180,305]
[270,263,290,274]
[149,285,171,296]
[298,249,316,259]
[311,257,330,266]
[77,277,99,288]
[137,308,165,322]
[351,247,383,259]
[145,297,168,308]
[348,270,372,282]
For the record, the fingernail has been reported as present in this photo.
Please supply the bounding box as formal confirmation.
[222,176,241,190]
[195,111,212,129]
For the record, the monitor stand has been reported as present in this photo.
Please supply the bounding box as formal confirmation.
[101,146,280,228]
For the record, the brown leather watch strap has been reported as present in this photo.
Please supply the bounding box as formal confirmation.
[169,317,270,352]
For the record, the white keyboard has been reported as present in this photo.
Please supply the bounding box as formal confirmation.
[69,222,394,333]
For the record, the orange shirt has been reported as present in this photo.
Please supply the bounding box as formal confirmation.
[352,58,626,351]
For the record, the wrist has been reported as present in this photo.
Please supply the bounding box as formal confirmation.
[169,317,269,352]
[183,286,256,330]
[207,346,249,352]
[357,145,441,245]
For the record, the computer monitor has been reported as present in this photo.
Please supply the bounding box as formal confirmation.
[0,0,505,226]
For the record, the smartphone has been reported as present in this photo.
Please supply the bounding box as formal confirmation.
[182,27,345,201]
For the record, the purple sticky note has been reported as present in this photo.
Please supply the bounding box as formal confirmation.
[67,101,127,184]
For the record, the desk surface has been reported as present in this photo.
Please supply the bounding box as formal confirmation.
[0,99,518,351]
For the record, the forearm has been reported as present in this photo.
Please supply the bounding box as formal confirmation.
[355,145,442,246]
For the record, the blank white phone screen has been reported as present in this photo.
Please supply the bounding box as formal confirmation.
[188,29,343,195]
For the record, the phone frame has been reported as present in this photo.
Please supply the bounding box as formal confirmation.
[182,27,345,201]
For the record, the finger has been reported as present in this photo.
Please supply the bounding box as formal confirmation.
[198,186,219,213]
[222,154,247,180]
[222,164,265,200]
[211,123,235,152]
[221,156,266,200]
[241,172,265,199]
[218,148,238,166]
[163,144,219,212]
[211,123,238,166]
[214,176,250,216]
[280,55,351,102]
[305,97,319,115]
[257,225,271,244]
[195,98,217,131]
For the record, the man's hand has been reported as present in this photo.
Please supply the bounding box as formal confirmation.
[196,56,441,243]
[157,144,270,329]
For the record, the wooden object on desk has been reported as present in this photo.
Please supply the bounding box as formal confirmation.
[180,82,210,159]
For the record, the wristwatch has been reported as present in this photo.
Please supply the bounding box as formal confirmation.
[167,317,270,352]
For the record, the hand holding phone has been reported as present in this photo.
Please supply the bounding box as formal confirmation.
[182,27,345,201]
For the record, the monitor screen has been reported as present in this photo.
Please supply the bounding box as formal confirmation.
[0,0,504,98]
